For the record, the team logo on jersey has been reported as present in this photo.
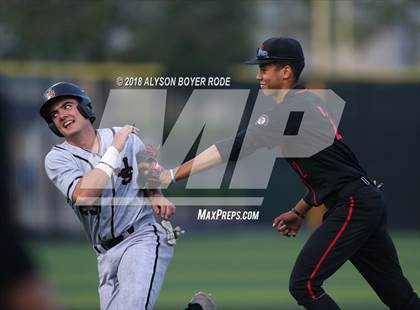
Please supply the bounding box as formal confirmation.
[118,157,133,185]
[46,89,55,100]
[256,114,269,126]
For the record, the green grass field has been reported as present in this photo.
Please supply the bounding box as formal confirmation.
[30,229,420,310]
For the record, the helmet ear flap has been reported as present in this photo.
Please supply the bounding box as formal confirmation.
[48,122,64,137]
[77,98,96,123]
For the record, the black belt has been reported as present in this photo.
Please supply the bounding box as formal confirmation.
[324,177,379,208]
[94,226,135,254]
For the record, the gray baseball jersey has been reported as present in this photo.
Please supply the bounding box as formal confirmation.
[45,127,173,309]
[45,127,155,244]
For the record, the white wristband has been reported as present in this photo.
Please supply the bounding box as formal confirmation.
[95,146,119,177]
[96,163,113,178]
[99,146,119,169]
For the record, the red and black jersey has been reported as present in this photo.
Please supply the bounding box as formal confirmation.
[215,85,369,208]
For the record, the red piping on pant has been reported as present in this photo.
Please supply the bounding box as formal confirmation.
[306,196,355,300]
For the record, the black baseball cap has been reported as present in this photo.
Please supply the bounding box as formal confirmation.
[245,37,304,65]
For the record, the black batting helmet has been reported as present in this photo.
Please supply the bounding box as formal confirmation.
[40,82,96,137]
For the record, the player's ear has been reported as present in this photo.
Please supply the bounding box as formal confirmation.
[282,65,294,81]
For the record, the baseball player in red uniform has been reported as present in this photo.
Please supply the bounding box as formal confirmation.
[141,37,420,310]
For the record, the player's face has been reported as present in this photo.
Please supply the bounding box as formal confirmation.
[256,63,288,96]
[49,98,91,137]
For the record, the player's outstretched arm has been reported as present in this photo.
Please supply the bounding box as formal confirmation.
[160,144,223,185]
[73,125,139,206]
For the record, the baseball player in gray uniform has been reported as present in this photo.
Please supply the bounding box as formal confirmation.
[40,82,176,310]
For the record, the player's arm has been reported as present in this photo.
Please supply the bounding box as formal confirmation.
[158,124,274,185]
[72,168,113,206]
[293,198,312,216]
[159,144,223,185]
[72,125,139,206]
[140,117,274,185]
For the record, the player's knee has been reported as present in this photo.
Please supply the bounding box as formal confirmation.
[288,276,307,303]
[289,274,327,306]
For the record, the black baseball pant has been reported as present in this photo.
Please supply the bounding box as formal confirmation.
[289,185,420,310]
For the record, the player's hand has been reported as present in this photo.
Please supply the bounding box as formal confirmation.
[149,195,176,220]
[112,124,139,152]
[272,211,304,237]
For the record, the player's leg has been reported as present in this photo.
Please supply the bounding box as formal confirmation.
[350,204,420,310]
[113,224,173,310]
[97,250,120,310]
[289,191,384,309]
